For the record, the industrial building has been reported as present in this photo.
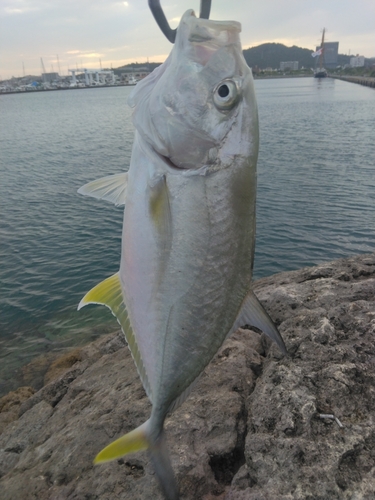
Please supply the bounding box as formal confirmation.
[350,56,365,68]
[119,67,150,83]
[42,72,59,83]
[316,41,339,68]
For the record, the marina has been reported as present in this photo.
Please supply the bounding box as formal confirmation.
[0,64,152,94]
[0,83,135,95]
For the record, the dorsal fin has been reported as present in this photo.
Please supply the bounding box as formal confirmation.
[78,273,152,400]
[78,172,128,206]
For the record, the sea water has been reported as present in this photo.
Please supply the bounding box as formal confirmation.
[0,78,374,395]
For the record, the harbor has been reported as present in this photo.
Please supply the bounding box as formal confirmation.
[0,82,135,95]
[0,64,154,94]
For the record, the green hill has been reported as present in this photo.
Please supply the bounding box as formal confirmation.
[243,43,316,70]
[113,62,161,75]
[112,44,353,75]
[243,43,351,70]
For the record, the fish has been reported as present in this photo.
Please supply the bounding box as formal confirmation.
[78,9,287,500]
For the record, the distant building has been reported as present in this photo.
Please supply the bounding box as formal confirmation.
[280,61,299,71]
[119,67,151,83]
[316,42,339,68]
[350,55,365,68]
[42,72,59,83]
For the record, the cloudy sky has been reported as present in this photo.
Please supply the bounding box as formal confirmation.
[1,0,374,79]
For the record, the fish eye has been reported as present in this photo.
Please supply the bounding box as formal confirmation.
[213,79,239,111]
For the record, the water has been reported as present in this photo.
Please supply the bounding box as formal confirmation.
[1,79,374,395]
[254,78,375,275]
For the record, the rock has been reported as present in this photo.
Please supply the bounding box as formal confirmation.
[0,253,374,499]
[43,349,82,386]
[0,387,35,434]
[21,352,60,391]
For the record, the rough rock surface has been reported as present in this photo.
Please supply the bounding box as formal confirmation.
[0,253,374,500]
[0,387,35,434]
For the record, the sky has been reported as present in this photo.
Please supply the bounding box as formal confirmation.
[1,0,375,80]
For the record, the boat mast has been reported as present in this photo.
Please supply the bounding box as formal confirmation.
[319,28,325,70]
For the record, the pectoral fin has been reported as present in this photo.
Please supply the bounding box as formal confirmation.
[148,174,172,261]
[78,172,128,206]
[232,290,288,355]
[149,175,171,238]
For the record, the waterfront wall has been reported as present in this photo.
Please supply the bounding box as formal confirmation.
[330,75,375,88]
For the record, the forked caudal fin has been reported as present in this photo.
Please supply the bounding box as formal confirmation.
[94,420,179,500]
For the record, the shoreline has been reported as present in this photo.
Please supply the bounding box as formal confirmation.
[1,75,315,95]
[0,83,136,96]
[3,74,375,96]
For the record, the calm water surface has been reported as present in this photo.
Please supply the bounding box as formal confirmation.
[1,78,374,395]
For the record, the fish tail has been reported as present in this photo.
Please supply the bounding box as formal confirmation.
[149,429,179,500]
[94,419,179,499]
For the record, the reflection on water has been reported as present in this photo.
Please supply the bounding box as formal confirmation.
[0,79,374,396]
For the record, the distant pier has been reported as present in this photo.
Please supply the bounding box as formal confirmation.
[330,75,375,89]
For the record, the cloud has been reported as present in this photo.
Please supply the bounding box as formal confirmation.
[1,0,375,79]
[85,52,104,58]
[2,1,40,15]
[168,17,182,26]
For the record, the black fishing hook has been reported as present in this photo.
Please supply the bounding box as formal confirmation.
[148,0,212,43]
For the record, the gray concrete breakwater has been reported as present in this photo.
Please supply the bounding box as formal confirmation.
[1,252,375,499]
[330,75,375,89]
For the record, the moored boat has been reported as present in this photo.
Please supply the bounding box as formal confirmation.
[313,28,328,78]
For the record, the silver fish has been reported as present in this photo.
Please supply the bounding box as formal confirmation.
[78,9,286,500]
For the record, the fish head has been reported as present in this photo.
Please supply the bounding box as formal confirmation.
[129,9,258,171]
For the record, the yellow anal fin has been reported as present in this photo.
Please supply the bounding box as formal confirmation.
[78,272,123,311]
[94,420,150,464]
[78,273,152,400]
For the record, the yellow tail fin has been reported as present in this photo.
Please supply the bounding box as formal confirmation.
[94,420,179,498]
[94,420,150,464]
